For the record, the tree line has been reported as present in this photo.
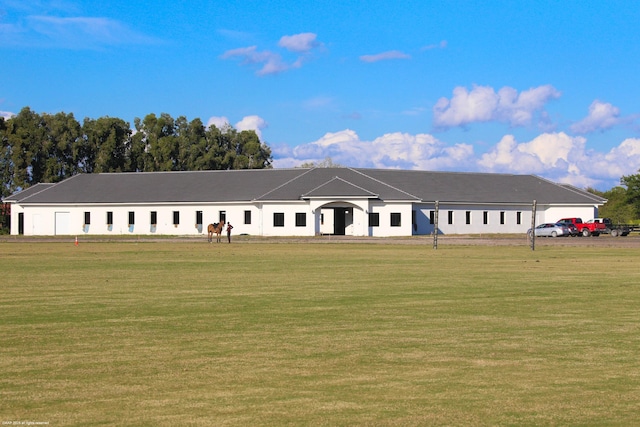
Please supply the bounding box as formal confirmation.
[0,107,273,198]
[2,106,640,224]
[590,173,640,224]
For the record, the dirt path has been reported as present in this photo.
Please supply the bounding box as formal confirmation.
[4,234,640,248]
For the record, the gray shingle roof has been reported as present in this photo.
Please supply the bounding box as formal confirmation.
[359,169,606,204]
[2,183,55,202]
[302,177,379,199]
[7,168,606,205]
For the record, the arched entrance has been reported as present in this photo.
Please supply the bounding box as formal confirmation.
[316,202,364,236]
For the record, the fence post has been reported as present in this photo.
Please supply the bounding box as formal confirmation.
[433,201,439,250]
[530,200,537,251]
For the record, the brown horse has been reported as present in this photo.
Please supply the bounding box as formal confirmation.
[207,220,225,243]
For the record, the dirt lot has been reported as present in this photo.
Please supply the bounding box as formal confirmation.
[4,234,640,248]
[291,234,640,248]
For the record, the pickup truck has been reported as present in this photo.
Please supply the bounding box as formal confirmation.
[587,218,632,237]
[557,217,606,237]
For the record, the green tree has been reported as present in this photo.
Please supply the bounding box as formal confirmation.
[594,186,636,223]
[42,112,82,182]
[233,130,272,169]
[1,107,274,194]
[5,107,47,190]
[134,113,179,171]
[620,172,640,219]
[83,117,132,173]
[297,157,342,168]
[0,117,13,198]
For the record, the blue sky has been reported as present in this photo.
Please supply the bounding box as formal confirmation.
[1,0,639,190]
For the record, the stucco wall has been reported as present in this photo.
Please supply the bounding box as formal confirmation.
[11,201,600,237]
[412,203,534,235]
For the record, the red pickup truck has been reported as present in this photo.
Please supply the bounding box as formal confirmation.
[557,217,606,237]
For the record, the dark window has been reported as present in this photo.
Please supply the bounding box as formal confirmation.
[320,213,324,225]
[150,211,157,225]
[466,211,471,225]
[369,212,380,227]
[448,211,454,225]
[220,211,226,223]
[128,211,135,225]
[244,210,251,225]
[274,212,284,227]
[107,211,113,225]
[173,211,180,225]
[429,211,435,224]
[516,211,522,225]
[196,211,203,225]
[295,212,306,227]
[483,211,488,225]
[84,212,90,225]
[500,211,505,225]
[390,213,401,227]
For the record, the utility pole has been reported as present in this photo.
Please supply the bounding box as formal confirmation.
[530,200,537,251]
[433,201,439,250]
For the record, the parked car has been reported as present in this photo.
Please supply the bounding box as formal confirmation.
[527,223,570,238]
[564,223,579,237]
[556,217,606,237]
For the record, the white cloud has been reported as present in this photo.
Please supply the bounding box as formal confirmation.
[587,138,640,181]
[222,32,322,75]
[2,13,159,48]
[235,115,268,139]
[478,132,585,174]
[571,100,621,134]
[272,129,640,190]
[433,84,561,129]
[206,115,268,139]
[273,129,474,171]
[421,40,447,50]
[220,46,289,76]
[1,110,15,119]
[206,116,230,130]
[278,32,319,53]
[359,50,411,63]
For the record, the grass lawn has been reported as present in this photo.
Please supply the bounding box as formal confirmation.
[1,240,640,426]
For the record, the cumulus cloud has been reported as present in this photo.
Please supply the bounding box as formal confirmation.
[272,129,640,190]
[433,84,561,129]
[571,100,621,134]
[587,138,640,181]
[475,132,637,188]
[206,115,268,139]
[273,129,474,171]
[206,116,230,130]
[1,110,15,119]
[235,115,268,139]
[359,50,411,63]
[478,133,585,174]
[222,32,322,75]
[278,32,320,53]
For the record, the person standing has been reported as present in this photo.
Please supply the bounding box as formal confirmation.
[226,222,234,243]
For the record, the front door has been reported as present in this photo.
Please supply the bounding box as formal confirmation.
[334,208,347,235]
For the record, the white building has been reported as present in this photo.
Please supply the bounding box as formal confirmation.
[4,168,605,237]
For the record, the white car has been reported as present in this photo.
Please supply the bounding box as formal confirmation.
[527,223,569,238]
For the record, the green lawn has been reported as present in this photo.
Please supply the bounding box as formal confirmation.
[1,241,640,426]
